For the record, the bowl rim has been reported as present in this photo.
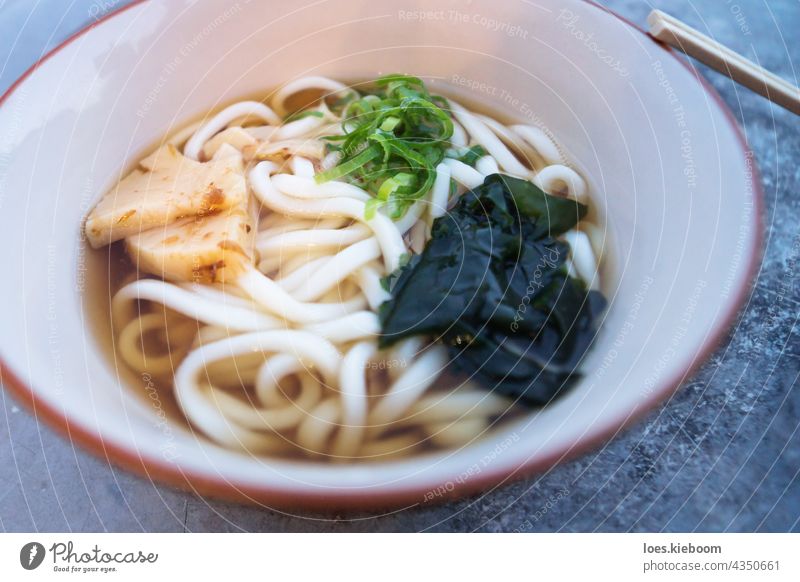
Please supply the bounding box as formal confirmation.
[0,0,765,510]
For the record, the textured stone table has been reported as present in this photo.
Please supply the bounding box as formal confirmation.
[1,0,797,532]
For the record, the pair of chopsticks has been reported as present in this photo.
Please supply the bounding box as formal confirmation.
[647,9,800,116]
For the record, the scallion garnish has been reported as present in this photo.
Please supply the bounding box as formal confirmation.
[316,74,454,219]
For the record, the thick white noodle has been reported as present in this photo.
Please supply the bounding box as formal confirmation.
[180,282,253,306]
[238,267,367,324]
[476,155,500,176]
[369,346,448,427]
[113,279,280,332]
[450,119,468,147]
[290,156,316,177]
[296,399,340,454]
[274,256,332,292]
[535,164,588,202]
[321,151,341,171]
[250,162,406,272]
[511,124,564,165]
[428,418,489,447]
[206,378,322,432]
[443,158,484,189]
[355,265,391,310]
[271,76,351,117]
[259,248,330,278]
[243,125,279,141]
[275,115,327,140]
[393,198,427,235]
[390,337,425,373]
[184,101,281,160]
[272,174,371,201]
[304,311,380,343]
[476,114,544,168]
[563,229,599,289]
[448,100,530,177]
[289,238,382,302]
[580,222,606,266]
[258,216,347,239]
[174,330,341,447]
[409,389,510,423]
[332,341,377,456]
[257,224,371,255]
[255,354,304,406]
[117,313,180,374]
[430,163,451,219]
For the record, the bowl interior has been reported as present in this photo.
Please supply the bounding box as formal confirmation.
[0,0,758,502]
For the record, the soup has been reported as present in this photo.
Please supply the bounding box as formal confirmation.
[84,75,606,462]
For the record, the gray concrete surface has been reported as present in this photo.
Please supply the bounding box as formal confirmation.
[0,0,798,532]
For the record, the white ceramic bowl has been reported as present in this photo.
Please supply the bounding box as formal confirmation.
[0,0,761,507]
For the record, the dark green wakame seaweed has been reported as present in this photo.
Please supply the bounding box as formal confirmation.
[379,174,606,406]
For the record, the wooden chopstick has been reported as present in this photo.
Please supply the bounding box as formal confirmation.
[647,9,800,115]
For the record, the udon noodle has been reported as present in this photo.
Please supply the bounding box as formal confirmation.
[88,76,602,461]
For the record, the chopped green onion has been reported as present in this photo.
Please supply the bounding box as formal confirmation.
[377,172,416,200]
[380,116,401,132]
[364,197,383,220]
[315,74,455,219]
[314,145,381,183]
